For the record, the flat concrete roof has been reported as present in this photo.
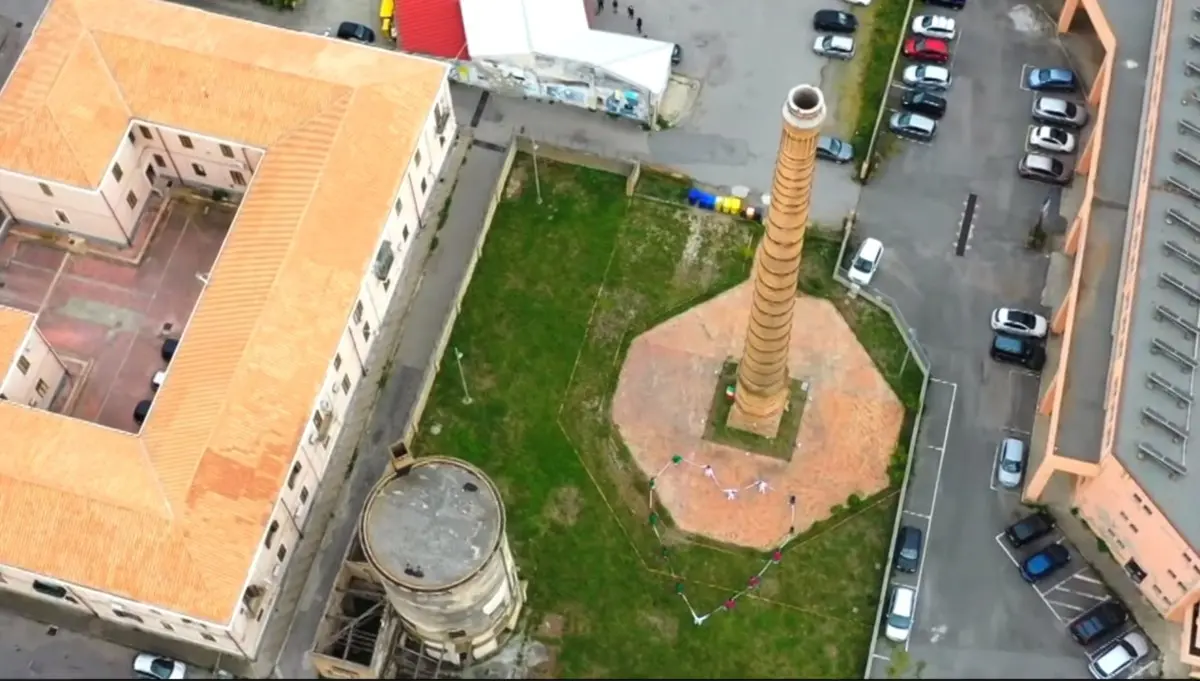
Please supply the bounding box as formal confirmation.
[1114,0,1200,549]
[360,459,504,591]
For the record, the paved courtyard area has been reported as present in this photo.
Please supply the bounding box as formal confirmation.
[0,197,229,432]
[613,283,902,548]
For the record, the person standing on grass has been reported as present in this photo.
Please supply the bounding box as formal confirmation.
[627,5,634,19]
[636,17,643,34]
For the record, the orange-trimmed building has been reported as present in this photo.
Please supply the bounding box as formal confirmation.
[0,0,455,660]
[1027,0,1200,673]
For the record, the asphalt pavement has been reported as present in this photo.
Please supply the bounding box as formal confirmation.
[855,1,1106,677]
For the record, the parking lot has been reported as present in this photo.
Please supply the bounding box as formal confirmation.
[856,1,1129,678]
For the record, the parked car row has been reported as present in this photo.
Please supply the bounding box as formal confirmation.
[887,12,959,144]
[1001,511,1150,679]
[810,9,862,164]
[1019,67,1088,186]
[133,337,179,426]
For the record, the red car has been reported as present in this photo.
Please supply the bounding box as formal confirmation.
[902,37,950,64]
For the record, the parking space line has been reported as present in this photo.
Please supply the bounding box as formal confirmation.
[906,380,956,652]
[944,25,963,72]
[1036,565,1080,597]
[1019,64,1035,92]
[1073,574,1103,585]
[930,377,955,386]
[1033,585,1069,624]
[1052,586,1108,601]
[1044,599,1085,612]
[1002,426,1031,436]
[904,510,931,520]
[994,532,1021,567]
[872,653,891,662]
[1023,124,1037,154]
[1009,368,1041,379]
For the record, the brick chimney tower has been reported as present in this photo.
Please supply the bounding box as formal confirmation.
[727,85,827,438]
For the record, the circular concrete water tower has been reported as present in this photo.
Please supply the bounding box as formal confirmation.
[359,457,524,664]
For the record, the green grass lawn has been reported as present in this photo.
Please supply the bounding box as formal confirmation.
[412,156,898,678]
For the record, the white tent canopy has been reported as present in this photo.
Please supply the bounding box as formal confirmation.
[461,0,674,96]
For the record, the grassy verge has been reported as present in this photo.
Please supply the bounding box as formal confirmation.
[846,0,912,163]
[702,360,808,461]
[413,155,899,677]
[634,169,694,203]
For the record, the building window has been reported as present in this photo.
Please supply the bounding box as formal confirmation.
[287,462,302,489]
[179,134,194,149]
[362,322,371,342]
[162,622,174,632]
[1142,505,1152,515]
[35,379,48,398]
[153,154,166,168]
[402,226,410,241]
[219,143,235,159]
[439,135,446,148]
[1180,581,1188,592]
[1170,569,1178,579]
[341,375,351,393]
[264,520,280,548]
[382,278,390,291]
[353,302,363,324]
[299,486,309,504]
[1187,554,1194,563]
[39,182,53,197]
[192,163,207,178]
[1133,493,1143,503]
[16,356,29,375]
[113,608,144,624]
[111,163,124,183]
[1125,559,1148,584]
[277,545,288,562]
[1129,523,1139,533]
[312,411,324,432]
[56,210,69,225]
[1152,584,1162,595]
[333,354,342,371]
[230,170,246,186]
[32,581,67,599]
[126,191,138,210]
[420,178,428,194]
[139,125,153,140]
[394,197,403,216]
[414,150,422,167]
[127,130,136,146]
[1119,511,1128,521]
[201,633,216,642]
[145,165,157,184]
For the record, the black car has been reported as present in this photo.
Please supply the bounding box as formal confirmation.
[813,9,858,34]
[133,399,153,425]
[925,0,965,8]
[1069,600,1129,646]
[894,525,923,573]
[901,90,947,119]
[161,337,179,363]
[990,333,1045,371]
[336,21,376,44]
[1004,511,1056,548]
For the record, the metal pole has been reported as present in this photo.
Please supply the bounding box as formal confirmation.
[453,347,473,405]
[530,137,543,205]
[898,349,909,381]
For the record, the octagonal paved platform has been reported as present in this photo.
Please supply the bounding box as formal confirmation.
[612,282,904,549]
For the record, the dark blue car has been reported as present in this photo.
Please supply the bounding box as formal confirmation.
[1020,543,1071,583]
[1026,68,1079,93]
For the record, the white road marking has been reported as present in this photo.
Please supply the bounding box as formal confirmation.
[1019,63,1035,92]
[1033,582,1069,624]
[1045,599,1085,612]
[1036,565,1081,597]
[927,445,944,452]
[1072,574,1103,585]
[906,380,956,652]
[872,653,891,662]
[1003,426,1032,436]
[904,510,931,520]
[931,377,955,386]
[1052,586,1109,601]
[994,532,1022,567]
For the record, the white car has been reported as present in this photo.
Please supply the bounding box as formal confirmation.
[990,308,1049,338]
[901,64,952,92]
[884,585,916,642]
[1027,125,1076,154]
[134,654,187,680]
[842,0,871,5]
[995,438,1026,489]
[911,14,957,40]
[847,237,884,286]
[813,34,855,60]
[1088,630,1149,679]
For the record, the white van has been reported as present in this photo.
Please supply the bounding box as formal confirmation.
[884,584,916,642]
[848,237,884,286]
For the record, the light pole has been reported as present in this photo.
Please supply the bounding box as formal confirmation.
[521,126,543,204]
[453,347,473,405]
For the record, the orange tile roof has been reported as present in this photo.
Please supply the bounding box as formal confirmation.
[0,306,33,368]
[0,0,447,622]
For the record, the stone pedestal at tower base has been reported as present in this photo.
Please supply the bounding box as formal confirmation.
[726,385,789,438]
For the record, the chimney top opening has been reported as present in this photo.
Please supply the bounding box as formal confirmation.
[788,86,823,115]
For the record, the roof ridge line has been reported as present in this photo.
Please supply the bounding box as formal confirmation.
[173,89,359,594]
[40,30,106,188]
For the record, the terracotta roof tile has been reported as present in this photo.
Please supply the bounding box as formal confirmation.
[0,0,447,623]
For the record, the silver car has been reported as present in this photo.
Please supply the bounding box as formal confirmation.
[1027,125,1076,154]
[1032,96,1089,128]
[1018,152,1072,185]
[911,14,957,40]
[901,64,952,92]
[813,34,855,59]
[888,112,937,142]
[996,438,1026,489]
